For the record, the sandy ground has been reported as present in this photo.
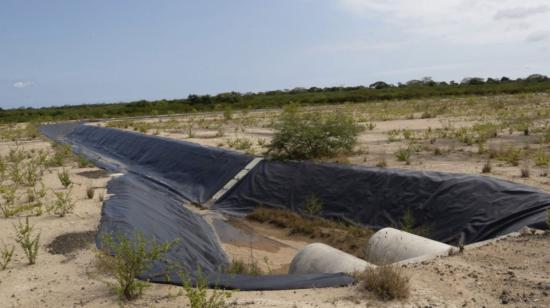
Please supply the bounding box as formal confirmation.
[1,95,550,307]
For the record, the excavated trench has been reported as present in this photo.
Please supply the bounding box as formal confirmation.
[40,123,550,290]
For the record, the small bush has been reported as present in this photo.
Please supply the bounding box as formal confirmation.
[394,148,412,164]
[0,243,15,270]
[401,208,430,237]
[50,189,75,217]
[14,217,40,265]
[268,105,363,160]
[57,168,72,188]
[376,158,387,168]
[182,270,233,308]
[359,265,410,301]
[97,232,175,300]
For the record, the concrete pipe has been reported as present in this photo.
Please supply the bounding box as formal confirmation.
[365,227,457,265]
[289,243,375,275]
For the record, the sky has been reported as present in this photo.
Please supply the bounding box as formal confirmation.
[1,0,549,109]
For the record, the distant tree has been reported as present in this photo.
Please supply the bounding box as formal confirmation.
[369,81,391,89]
[461,77,485,85]
[486,78,499,84]
[526,74,549,82]
[500,76,511,82]
[421,77,437,86]
[406,79,422,86]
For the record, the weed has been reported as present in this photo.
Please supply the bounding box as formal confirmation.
[14,217,40,265]
[227,138,252,151]
[225,259,264,276]
[303,194,323,216]
[0,243,15,270]
[57,168,72,188]
[96,232,175,300]
[401,209,430,237]
[359,265,410,301]
[182,270,233,308]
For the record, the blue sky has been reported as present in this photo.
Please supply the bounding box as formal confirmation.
[1,0,549,109]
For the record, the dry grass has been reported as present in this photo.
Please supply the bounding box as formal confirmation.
[358,265,410,301]
[246,207,373,257]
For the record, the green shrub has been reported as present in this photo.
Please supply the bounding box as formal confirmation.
[14,217,40,265]
[0,243,15,270]
[267,105,362,160]
[97,232,175,300]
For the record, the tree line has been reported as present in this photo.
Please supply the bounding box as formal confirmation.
[1,74,549,124]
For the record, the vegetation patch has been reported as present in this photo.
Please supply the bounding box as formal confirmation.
[246,207,373,257]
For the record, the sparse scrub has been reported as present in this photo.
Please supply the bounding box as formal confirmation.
[227,138,252,151]
[225,259,264,276]
[14,217,40,265]
[96,232,175,300]
[359,265,410,301]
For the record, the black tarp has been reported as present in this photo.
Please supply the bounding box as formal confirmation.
[65,124,253,204]
[214,160,550,244]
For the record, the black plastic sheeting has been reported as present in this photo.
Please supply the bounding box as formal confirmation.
[66,124,253,204]
[39,123,354,290]
[215,160,550,244]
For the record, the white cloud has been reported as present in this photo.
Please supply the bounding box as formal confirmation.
[338,0,550,45]
[13,81,34,88]
[494,5,550,20]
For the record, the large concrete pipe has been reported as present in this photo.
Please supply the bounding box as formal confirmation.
[289,243,375,275]
[365,227,457,265]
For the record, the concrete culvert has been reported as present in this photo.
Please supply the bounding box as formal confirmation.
[365,228,457,265]
[289,243,376,274]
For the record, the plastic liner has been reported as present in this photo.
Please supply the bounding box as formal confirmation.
[65,124,253,204]
[100,172,354,290]
[215,160,550,244]
[41,123,354,290]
